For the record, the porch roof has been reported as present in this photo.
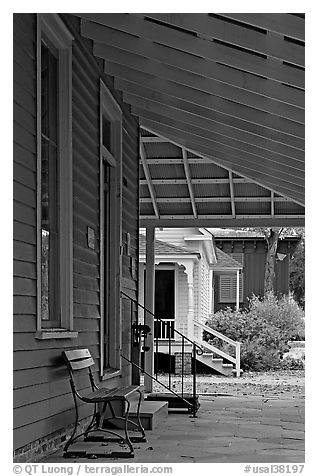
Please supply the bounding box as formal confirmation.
[139,233,200,259]
[213,248,243,271]
[74,13,305,228]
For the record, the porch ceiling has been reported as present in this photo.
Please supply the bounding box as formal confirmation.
[75,13,305,227]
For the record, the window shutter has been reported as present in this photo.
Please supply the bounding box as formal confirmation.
[219,253,244,302]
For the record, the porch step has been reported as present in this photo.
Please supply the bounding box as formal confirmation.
[197,353,234,376]
[145,392,200,413]
[128,400,168,430]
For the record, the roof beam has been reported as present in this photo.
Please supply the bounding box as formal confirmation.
[140,14,304,66]
[105,61,304,124]
[140,197,292,203]
[131,101,303,160]
[139,215,305,228]
[122,88,304,152]
[141,136,170,143]
[140,142,160,219]
[229,171,236,217]
[140,119,305,206]
[139,117,304,186]
[80,16,304,87]
[133,104,303,167]
[97,42,303,108]
[141,178,252,185]
[182,148,197,218]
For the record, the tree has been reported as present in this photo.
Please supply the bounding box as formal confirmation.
[289,238,305,308]
[263,227,283,293]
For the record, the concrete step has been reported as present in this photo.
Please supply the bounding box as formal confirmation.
[128,400,168,430]
[145,392,199,414]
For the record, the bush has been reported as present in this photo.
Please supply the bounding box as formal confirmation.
[280,355,305,370]
[205,292,305,371]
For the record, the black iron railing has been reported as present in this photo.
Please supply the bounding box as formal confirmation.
[121,291,202,417]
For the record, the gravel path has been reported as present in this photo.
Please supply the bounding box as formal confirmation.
[152,370,305,398]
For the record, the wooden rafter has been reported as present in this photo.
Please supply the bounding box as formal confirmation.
[105,62,304,123]
[140,142,160,219]
[182,148,197,219]
[76,14,305,209]
[140,178,252,185]
[140,197,291,203]
[140,118,304,204]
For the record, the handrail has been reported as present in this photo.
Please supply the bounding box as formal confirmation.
[193,320,242,377]
[121,290,201,416]
[120,354,193,410]
[193,320,241,347]
[121,291,201,349]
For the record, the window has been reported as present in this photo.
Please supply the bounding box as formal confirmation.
[99,80,122,376]
[219,253,244,303]
[36,14,75,338]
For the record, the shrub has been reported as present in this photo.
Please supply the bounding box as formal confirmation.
[280,355,305,370]
[205,292,305,371]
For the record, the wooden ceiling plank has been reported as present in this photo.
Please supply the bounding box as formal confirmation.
[140,142,160,219]
[120,87,305,153]
[140,13,304,66]
[220,13,305,41]
[140,119,305,205]
[130,99,304,158]
[133,105,304,167]
[93,35,304,108]
[105,62,304,124]
[131,108,305,175]
[81,17,304,88]
[140,117,304,184]
[182,148,198,219]
[115,77,304,139]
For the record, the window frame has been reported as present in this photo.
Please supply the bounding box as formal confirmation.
[99,79,123,378]
[219,253,244,304]
[36,14,76,339]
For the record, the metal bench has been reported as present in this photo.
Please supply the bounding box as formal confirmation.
[62,348,146,458]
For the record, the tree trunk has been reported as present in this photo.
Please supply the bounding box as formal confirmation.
[264,228,282,293]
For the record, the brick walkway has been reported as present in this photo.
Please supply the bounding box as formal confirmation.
[42,393,304,463]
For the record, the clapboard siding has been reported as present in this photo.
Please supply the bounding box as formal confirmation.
[13,13,139,455]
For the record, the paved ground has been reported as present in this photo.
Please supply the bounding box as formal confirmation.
[42,371,305,464]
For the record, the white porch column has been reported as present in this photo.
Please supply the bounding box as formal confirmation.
[209,268,214,316]
[183,261,194,340]
[144,227,155,392]
[236,269,240,311]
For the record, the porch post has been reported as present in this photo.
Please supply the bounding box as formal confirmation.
[183,261,194,340]
[236,269,240,311]
[144,227,155,392]
[209,268,214,316]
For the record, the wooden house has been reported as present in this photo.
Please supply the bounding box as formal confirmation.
[13,13,304,461]
[210,228,301,311]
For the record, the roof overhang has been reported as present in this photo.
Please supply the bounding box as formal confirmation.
[73,13,305,228]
